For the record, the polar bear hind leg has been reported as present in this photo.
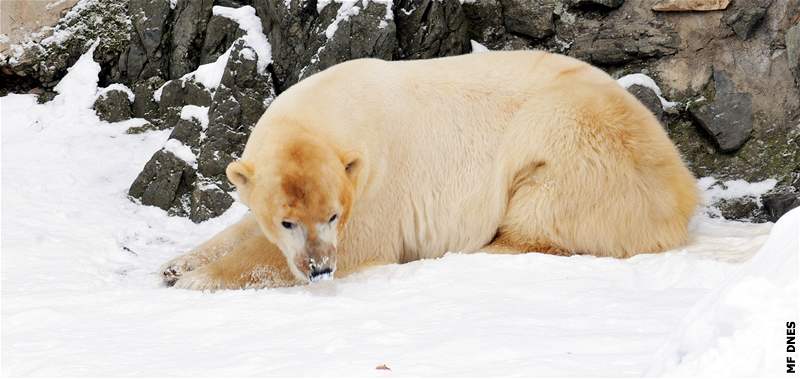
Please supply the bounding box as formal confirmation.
[479,81,697,258]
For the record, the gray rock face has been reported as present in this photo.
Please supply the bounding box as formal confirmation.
[788,23,800,85]
[395,0,470,59]
[169,0,214,78]
[462,0,506,49]
[565,0,624,9]
[689,71,753,153]
[499,0,555,41]
[128,39,274,222]
[131,76,164,120]
[571,23,680,65]
[93,90,133,122]
[762,191,800,222]
[724,0,771,40]
[254,0,396,91]
[129,150,196,214]
[627,84,663,121]
[121,0,172,81]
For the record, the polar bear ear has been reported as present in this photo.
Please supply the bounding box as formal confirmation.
[340,151,361,182]
[226,160,254,189]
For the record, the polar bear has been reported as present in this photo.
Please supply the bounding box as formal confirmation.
[161,50,698,290]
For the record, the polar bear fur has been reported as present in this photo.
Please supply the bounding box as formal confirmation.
[162,50,698,291]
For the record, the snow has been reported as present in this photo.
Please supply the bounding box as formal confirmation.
[97,83,135,102]
[163,138,198,167]
[617,73,679,111]
[179,105,210,129]
[2,44,798,376]
[699,177,778,205]
[212,5,272,74]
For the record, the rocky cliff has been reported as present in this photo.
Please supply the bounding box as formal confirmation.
[2,0,798,223]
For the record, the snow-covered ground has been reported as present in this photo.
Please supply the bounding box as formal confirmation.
[1,46,798,377]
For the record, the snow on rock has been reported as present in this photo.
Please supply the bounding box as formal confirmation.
[181,43,233,91]
[51,40,100,110]
[179,105,210,129]
[163,138,198,167]
[617,73,678,110]
[212,5,272,74]
[317,0,394,39]
[156,5,272,95]
[698,177,778,206]
[0,46,795,376]
[97,83,135,102]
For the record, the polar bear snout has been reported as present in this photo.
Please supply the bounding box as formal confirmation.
[294,242,337,282]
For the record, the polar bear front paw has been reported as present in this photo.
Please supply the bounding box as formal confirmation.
[160,254,206,287]
[172,266,225,291]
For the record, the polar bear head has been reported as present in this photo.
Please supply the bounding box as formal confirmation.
[226,133,361,283]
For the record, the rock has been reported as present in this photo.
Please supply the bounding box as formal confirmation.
[787,23,800,85]
[93,89,133,122]
[571,24,680,65]
[255,0,396,91]
[200,15,244,65]
[189,184,235,223]
[121,0,172,81]
[762,191,800,222]
[130,38,275,221]
[198,40,274,187]
[499,0,555,40]
[689,70,753,153]
[724,0,771,40]
[652,0,730,12]
[627,84,663,121]
[156,79,212,128]
[0,0,131,91]
[128,149,196,215]
[462,0,506,49]
[565,0,624,9]
[169,118,204,150]
[395,0,470,59]
[169,0,214,78]
[125,121,158,134]
[131,76,164,121]
[716,197,764,222]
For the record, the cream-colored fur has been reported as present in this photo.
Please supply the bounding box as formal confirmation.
[161,50,698,291]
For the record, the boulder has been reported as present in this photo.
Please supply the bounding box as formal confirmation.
[689,70,753,153]
[762,190,800,222]
[724,0,771,40]
[93,89,132,122]
[627,84,663,121]
[128,149,196,215]
[499,0,555,41]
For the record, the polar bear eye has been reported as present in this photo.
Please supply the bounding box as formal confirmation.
[281,221,296,230]
[328,214,338,223]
